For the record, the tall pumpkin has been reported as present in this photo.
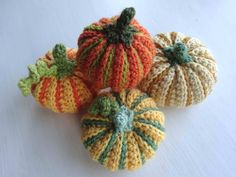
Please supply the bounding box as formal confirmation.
[77,7,156,92]
[81,89,165,171]
[139,32,217,107]
[18,44,94,113]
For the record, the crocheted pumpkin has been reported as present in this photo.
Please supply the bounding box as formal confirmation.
[81,89,165,171]
[18,44,94,113]
[139,32,217,107]
[77,7,156,91]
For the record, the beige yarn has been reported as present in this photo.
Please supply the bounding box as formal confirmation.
[138,32,217,107]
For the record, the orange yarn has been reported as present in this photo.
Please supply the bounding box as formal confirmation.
[77,7,156,92]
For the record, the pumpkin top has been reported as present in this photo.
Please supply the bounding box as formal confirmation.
[88,94,135,132]
[81,89,165,170]
[102,7,137,46]
[163,42,193,65]
[79,7,149,47]
[52,44,76,79]
[18,44,77,96]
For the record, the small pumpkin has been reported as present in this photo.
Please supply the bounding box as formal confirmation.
[18,44,94,113]
[77,7,156,92]
[81,89,165,171]
[139,32,217,107]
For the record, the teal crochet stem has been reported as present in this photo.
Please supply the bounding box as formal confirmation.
[102,7,137,46]
[88,95,134,132]
[112,105,134,132]
[164,42,192,65]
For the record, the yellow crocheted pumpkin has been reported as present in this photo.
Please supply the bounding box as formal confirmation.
[139,32,217,107]
[18,44,94,113]
[81,89,165,171]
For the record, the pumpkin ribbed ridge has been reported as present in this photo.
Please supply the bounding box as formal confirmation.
[138,32,217,107]
[81,89,165,171]
[19,47,94,113]
[77,8,156,92]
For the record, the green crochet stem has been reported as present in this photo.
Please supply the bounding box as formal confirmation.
[102,7,137,46]
[163,42,192,65]
[89,96,119,117]
[18,44,76,96]
[89,96,134,132]
[116,7,136,30]
[52,44,76,79]
[112,105,134,132]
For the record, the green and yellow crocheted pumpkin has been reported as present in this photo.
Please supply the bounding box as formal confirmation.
[18,44,94,113]
[77,7,156,91]
[139,32,217,107]
[81,89,165,171]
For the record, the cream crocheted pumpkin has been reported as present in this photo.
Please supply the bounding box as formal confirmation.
[139,32,217,107]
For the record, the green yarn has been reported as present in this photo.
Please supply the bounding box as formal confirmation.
[118,133,127,169]
[79,38,102,62]
[103,48,115,87]
[112,105,134,132]
[134,118,165,132]
[102,7,138,46]
[133,127,157,150]
[134,107,159,116]
[82,119,111,128]
[111,92,123,106]
[121,52,129,87]
[52,44,76,79]
[88,44,108,79]
[163,42,192,65]
[89,94,134,133]
[130,93,149,110]
[18,60,57,96]
[88,96,120,117]
[18,43,76,96]
[83,130,107,148]
[98,132,118,164]
[84,25,103,31]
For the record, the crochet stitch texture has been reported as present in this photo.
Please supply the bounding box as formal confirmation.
[81,89,165,171]
[77,7,156,92]
[18,44,94,113]
[139,32,217,107]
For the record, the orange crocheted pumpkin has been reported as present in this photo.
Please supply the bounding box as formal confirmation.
[77,7,156,92]
[18,44,94,113]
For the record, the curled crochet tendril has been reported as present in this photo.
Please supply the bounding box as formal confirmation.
[18,44,76,96]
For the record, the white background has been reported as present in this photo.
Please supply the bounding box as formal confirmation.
[0,0,235,177]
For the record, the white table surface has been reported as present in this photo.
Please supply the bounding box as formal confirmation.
[1,0,235,177]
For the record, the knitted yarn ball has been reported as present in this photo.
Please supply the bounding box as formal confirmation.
[18,44,94,113]
[139,32,217,107]
[81,89,165,171]
[77,7,156,92]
